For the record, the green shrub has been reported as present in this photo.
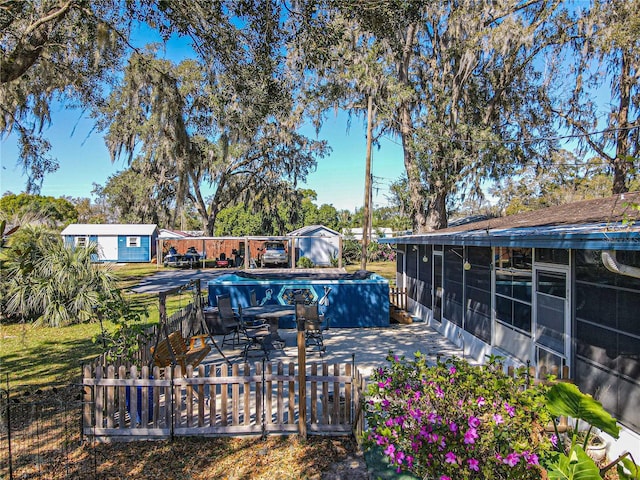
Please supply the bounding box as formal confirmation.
[364,353,552,479]
[341,239,361,265]
[297,256,314,268]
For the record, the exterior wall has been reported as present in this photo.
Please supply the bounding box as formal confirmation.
[62,227,157,263]
[117,235,151,262]
[398,242,640,458]
[573,249,640,433]
[295,236,340,266]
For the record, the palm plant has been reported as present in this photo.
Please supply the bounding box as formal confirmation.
[1,224,118,326]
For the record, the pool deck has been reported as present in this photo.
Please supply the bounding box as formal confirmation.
[203,321,465,378]
[130,266,465,374]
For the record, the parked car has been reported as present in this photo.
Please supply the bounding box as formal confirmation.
[260,241,288,267]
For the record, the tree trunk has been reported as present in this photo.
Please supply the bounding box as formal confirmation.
[396,22,429,234]
[612,50,632,195]
[426,185,448,231]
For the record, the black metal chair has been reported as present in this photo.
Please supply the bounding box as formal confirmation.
[217,294,242,348]
[239,305,273,361]
[296,301,328,353]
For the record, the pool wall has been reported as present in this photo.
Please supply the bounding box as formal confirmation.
[207,273,390,328]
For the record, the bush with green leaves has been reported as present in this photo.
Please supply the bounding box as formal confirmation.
[341,239,361,265]
[367,241,396,262]
[544,382,639,479]
[364,353,552,480]
[297,256,314,268]
[93,292,151,365]
[0,224,118,326]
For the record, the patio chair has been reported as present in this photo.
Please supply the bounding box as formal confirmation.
[217,294,242,348]
[296,301,328,353]
[238,305,273,361]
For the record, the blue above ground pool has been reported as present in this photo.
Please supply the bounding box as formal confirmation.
[207,270,390,329]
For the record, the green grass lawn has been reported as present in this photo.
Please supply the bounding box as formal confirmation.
[345,260,397,285]
[1,260,397,389]
[1,262,196,388]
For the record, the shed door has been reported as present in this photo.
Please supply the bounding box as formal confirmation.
[98,236,118,261]
[533,267,570,373]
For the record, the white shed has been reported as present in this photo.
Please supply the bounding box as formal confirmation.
[61,224,158,262]
[288,225,341,267]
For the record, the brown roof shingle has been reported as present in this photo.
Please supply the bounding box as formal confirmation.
[442,192,640,234]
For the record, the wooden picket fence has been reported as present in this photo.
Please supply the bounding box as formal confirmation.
[82,360,365,440]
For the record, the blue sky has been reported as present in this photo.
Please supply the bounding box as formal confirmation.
[0,108,405,213]
[0,22,406,213]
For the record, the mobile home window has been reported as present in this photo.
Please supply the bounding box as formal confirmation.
[535,248,569,265]
[494,247,533,334]
[127,236,140,248]
[76,236,87,248]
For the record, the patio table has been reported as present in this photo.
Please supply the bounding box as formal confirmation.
[241,304,295,342]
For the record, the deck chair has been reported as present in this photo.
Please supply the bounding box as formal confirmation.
[217,294,242,348]
[239,305,273,361]
[296,301,328,353]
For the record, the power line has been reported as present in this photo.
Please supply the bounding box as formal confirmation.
[377,125,639,148]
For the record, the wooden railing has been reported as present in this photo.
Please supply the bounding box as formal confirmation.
[389,287,407,310]
[82,361,365,439]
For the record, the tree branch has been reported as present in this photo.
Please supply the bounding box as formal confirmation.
[1,1,74,83]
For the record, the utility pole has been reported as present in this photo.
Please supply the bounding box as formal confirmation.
[361,94,374,271]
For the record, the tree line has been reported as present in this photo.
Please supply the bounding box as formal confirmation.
[2,0,638,234]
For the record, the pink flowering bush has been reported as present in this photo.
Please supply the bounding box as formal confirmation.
[363,353,553,479]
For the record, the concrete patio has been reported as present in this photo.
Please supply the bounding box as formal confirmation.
[203,321,465,378]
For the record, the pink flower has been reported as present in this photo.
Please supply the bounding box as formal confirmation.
[550,434,558,448]
[434,385,444,398]
[449,421,458,433]
[503,452,520,467]
[493,413,504,424]
[477,396,486,407]
[449,366,457,375]
[523,451,539,466]
[445,451,457,464]
[464,427,479,444]
[504,402,516,417]
[440,476,451,480]
[384,443,396,459]
[468,416,480,428]
[467,458,480,471]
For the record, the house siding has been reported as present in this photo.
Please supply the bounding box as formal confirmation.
[117,235,151,262]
